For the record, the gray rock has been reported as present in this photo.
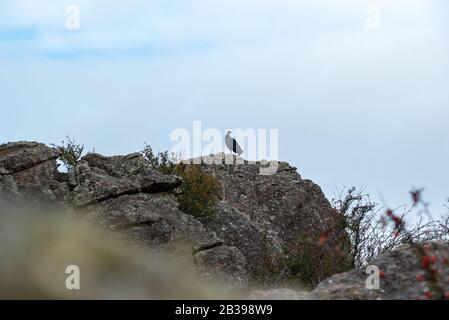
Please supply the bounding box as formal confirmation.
[191,154,346,279]
[71,153,181,206]
[0,142,69,204]
[89,193,223,252]
[12,160,70,203]
[86,192,247,289]
[0,141,60,174]
[204,201,284,277]
[0,143,350,290]
[311,242,449,300]
[0,175,21,201]
[194,245,248,290]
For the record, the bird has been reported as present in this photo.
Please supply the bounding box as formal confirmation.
[225,131,243,155]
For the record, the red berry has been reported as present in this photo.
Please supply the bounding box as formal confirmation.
[424,291,434,299]
[379,271,385,278]
[421,255,431,269]
[415,274,425,282]
[318,234,328,246]
[411,191,420,205]
[393,216,402,226]
[444,292,449,300]
[429,255,437,264]
[386,209,393,217]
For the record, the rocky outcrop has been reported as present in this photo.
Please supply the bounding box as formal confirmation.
[0,142,69,203]
[192,154,340,279]
[0,141,60,174]
[3,141,448,299]
[0,142,342,290]
[89,193,221,250]
[87,192,248,290]
[71,153,181,206]
[0,142,248,289]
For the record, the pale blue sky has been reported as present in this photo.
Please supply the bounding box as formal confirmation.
[1,0,448,216]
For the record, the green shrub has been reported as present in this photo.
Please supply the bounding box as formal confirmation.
[284,209,352,288]
[177,165,218,219]
[286,231,352,289]
[51,136,84,171]
[141,144,181,175]
[141,144,218,219]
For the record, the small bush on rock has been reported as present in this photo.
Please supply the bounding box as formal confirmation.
[286,229,352,288]
[177,165,219,220]
[141,143,180,175]
[51,136,84,171]
[141,144,219,219]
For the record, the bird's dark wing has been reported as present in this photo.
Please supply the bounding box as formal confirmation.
[233,139,243,155]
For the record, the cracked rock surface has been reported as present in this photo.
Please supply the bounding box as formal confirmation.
[193,154,340,278]
[1,142,343,290]
[71,153,182,206]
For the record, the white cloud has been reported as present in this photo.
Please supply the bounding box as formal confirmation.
[0,0,445,55]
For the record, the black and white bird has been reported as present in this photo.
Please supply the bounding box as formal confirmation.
[225,131,243,155]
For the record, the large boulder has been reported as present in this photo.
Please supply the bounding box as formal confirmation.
[84,192,249,290]
[191,154,345,279]
[88,193,223,252]
[194,245,248,291]
[204,201,284,279]
[0,141,60,174]
[0,142,69,203]
[12,160,70,203]
[65,153,247,289]
[311,242,449,300]
[71,153,182,206]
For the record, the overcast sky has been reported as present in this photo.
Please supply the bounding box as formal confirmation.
[1,0,448,216]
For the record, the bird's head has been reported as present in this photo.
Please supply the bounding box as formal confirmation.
[226,130,232,135]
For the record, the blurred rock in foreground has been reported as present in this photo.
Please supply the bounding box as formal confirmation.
[0,208,231,299]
